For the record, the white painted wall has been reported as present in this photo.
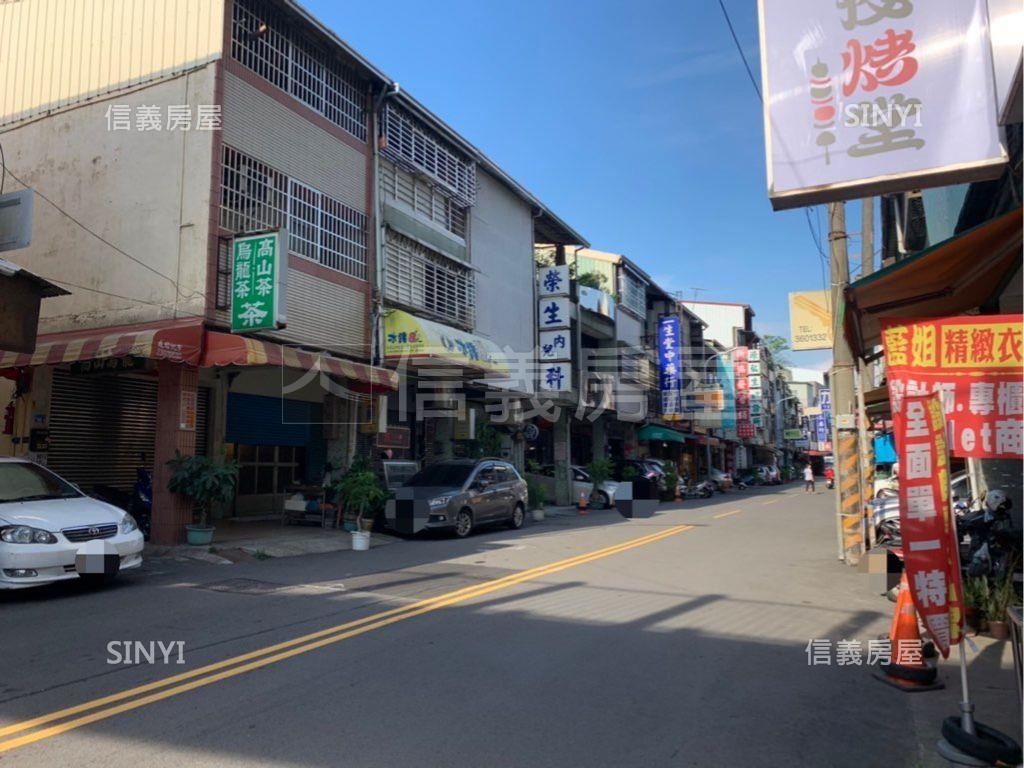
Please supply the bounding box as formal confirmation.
[0,66,217,333]
[470,169,535,392]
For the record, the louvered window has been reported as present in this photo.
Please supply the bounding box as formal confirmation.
[380,159,467,239]
[619,270,646,318]
[232,0,367,141]
[384,231,475,328]
[382,104,476,206]
[220,145,367,280]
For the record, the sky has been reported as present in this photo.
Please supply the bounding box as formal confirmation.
[305,0,869,373]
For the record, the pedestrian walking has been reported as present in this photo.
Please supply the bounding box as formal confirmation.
[803,464,815,493]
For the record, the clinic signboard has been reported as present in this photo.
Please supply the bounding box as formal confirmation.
[758,0,1006,209]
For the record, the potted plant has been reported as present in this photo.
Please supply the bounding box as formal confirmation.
[585,458,614,508]
[527,477,547,522]
[963,577,990,633]
[334,464,386,551]
[661,462,679,502]
[166,452,239,546]
[985,572,1015,640]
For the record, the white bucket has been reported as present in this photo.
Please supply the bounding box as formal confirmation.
[351,531,371,551]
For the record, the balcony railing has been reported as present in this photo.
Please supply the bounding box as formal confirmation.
[578,286,616,320]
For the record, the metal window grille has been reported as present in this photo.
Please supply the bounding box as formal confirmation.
[619,271,646,317]
[380,159,467,239]
[220,146,288,234]
[232,0,367,142]
[381,104,476,207]
[221,145,367,280]
[384,231,475,328]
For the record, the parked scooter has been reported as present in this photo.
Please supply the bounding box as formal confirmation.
[679,475,715,499]
[91,456,153,541]
[958,490,1018,580]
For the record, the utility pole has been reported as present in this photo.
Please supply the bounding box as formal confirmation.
[856,198,875,546]
[828,202,863,564]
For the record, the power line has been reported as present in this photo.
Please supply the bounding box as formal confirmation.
[1,164,203,303]
[716,0,762,102]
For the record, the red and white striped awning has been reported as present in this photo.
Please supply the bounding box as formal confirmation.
[0,323,397,391]
[201,331,398,390]
[0,322,204,369]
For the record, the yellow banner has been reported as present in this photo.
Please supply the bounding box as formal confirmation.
[789,290,833,351]
[383,310,508,374]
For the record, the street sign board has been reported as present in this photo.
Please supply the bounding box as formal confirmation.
[789,290,834,351]
[758,0,1006,210]
[231,231,287,333]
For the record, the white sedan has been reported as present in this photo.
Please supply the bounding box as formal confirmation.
[0,457,144,590]
[571,466,621,509]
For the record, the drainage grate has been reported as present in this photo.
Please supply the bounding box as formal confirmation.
[197,578,286,595]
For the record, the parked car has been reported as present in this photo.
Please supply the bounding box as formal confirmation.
[614,459,667,492]
[571,466,621,508]
[709,467,733,492]
[397,459,527,538]
[0,457,144,590]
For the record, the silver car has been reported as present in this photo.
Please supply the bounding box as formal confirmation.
[389,459,528,538]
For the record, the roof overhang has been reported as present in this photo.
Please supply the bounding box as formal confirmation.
[843,207,1022,357]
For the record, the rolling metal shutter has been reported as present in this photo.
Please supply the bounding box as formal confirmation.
[48,370,209,491]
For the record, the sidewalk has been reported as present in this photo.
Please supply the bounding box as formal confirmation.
[146,519,399,564]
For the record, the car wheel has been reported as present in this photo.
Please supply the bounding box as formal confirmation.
[592,490,610,509]
[508,503,525,530]
[454,509,473,538]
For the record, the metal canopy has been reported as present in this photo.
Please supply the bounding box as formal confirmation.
[843,207,1022,357]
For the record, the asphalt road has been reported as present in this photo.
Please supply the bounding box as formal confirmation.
[0,485,1009,767]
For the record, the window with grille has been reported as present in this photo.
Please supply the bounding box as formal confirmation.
[384,231,475,328]
[380,159,467,239]
[381,104,476,207]
[232,0,367,142]
[619,270,647,318]
[220,145,367,280]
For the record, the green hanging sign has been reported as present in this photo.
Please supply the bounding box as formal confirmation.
[230,231,287,333]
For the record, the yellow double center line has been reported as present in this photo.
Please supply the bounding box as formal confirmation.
[0,523,693,753]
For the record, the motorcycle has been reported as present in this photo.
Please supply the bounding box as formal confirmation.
[679,477,715,499]
[958,490,1018,580]
[91,458,153,541]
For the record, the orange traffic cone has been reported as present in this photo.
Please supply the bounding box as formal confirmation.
[873,572,942,691]
[578,492,589,515]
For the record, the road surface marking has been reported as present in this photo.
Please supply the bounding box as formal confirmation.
[0,523,693,753]
[761,499,780,505]
[713,509,743,519]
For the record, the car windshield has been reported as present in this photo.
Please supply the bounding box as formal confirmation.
[0,462,82,503]
[405,463,474,488]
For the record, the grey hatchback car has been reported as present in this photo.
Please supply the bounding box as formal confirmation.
[398,459,527,537]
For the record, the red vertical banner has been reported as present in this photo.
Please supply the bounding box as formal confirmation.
[897,393,963,657]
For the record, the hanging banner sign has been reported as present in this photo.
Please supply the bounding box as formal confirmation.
[537,264,571,297]
[758,0,1006,210]
[897,393,963,657]
[882,315,1024,458]
[231,231,287,333]
[658,315,683,416]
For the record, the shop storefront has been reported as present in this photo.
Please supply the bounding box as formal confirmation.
[1,320,397,543]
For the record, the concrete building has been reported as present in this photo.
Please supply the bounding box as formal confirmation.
[0,0,582,542]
